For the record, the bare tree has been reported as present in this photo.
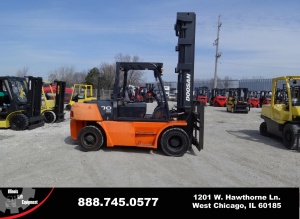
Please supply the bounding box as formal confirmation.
[72,72,87,85]
[47,66,86,87]
[15,67,29,77]
[222,76,232,89]
[114,53,144,86]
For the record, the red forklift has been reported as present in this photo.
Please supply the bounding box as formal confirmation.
[247,91,260,108]
[133,86,147,101]
[209,88,227,107]
[144,83,155,103]
[259,90,272,106]
[195,86,209,106]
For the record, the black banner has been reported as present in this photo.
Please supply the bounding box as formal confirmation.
[0,188,298,218]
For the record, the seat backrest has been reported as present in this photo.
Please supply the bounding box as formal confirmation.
[151,105,166,119]
[0,92,9,105]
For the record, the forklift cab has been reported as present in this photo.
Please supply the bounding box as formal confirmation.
[227,88,249,113]
[112,62,169,120]
[0,76,45,130]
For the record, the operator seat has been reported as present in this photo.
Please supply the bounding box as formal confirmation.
[151,102,166,119]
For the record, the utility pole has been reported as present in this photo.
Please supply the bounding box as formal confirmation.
[213,15,222,89]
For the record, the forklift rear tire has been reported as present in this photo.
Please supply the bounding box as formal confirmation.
[78,126,104,152]
[43,111,57,123]
[160,127,189,157]
[10,114,29,131]
[282,124,300,150]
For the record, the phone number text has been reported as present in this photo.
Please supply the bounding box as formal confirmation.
[78,197,159,207]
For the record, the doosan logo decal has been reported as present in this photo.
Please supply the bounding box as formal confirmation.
[186,73,191,101]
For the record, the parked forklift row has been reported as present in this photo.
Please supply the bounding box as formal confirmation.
[194,87,272,113]
[194,78,300,150]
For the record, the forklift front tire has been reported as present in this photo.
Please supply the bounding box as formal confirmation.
[160,127,189,157]
[65,104,71,110]
[78,126,104,152]
[10,114,29,131]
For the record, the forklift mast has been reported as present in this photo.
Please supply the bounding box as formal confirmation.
[26,76,43,118]
[175,12,196,117]
[25,76,45,129]
[54,80,66,122]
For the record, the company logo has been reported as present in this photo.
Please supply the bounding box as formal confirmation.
[186,73,191,101]
[0,188,36,214]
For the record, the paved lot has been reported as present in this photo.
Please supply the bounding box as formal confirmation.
[0,102,299,187]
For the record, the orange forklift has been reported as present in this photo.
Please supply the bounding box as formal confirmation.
[69,12,204,156]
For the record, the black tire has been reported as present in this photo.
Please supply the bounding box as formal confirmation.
[282,124,300,150]
[43,111,57,123]
[160,127,190,157]
[214,102,219,107]
[78,126,104,152]
[10,114,29,131]
[65,104,71,110]
[259,121,269,136]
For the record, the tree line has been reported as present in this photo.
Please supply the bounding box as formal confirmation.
[15,53,145,89]
[15,53,235,89]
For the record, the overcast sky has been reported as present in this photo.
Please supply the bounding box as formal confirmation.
[0,0,299,82]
